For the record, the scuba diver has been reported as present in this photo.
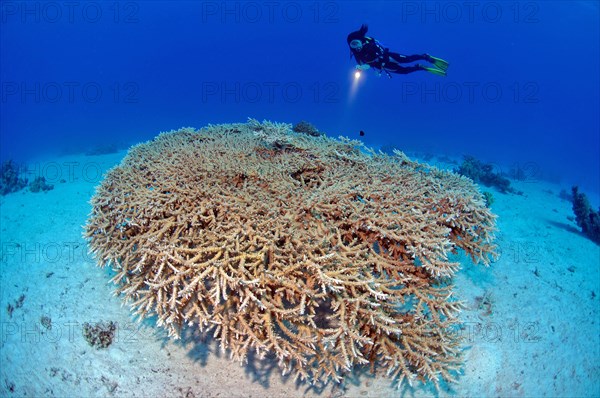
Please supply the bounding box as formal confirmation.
[347,24,449,77]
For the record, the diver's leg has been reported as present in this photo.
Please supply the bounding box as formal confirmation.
[384,63,424,74]
[388,52,430,63]
[386,62,447,76]
[389,52,449,71]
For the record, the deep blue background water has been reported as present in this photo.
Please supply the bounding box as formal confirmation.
[1,1,599,195]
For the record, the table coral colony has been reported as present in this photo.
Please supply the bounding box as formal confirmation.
[85,119,497,389]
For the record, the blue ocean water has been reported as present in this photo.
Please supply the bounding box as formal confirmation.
[1,1,599,195]
[1,3,600,397]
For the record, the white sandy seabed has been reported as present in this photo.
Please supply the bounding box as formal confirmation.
[0,149,598,398]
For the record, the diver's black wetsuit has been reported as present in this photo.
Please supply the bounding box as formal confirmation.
[353,37,432,75]
[347,24,446,77]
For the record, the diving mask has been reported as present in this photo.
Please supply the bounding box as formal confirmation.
[350,39,363,51]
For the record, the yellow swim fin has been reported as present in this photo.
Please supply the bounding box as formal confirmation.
[429,55,449,71]
[423,66,447,77]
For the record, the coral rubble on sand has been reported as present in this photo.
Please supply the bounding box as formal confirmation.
[85,119,497,389]
[0,160,28,195]
[571,186,600,244]
[28,176,54,193]
[455,155,514,194]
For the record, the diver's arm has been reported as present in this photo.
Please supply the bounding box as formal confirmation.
[353,54,371,70]
[356,40,383,70]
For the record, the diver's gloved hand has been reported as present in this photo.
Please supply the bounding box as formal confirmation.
[356,64,371,71]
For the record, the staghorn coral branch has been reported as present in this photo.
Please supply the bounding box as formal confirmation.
[85,119,498,389]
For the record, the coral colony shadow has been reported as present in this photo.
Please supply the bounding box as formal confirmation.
[85,119,497,390]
